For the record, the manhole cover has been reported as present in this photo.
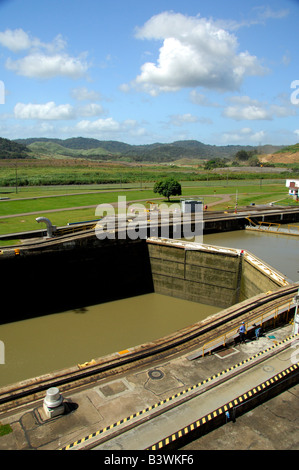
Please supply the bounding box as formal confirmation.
[148,369,164,380]
[263,365,275,373]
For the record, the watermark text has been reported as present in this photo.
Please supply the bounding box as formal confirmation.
[95,196,203,243]
[290,80,299,105]
[0,340,4,365]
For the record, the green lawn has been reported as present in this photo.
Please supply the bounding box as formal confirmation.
[0,181,293,237]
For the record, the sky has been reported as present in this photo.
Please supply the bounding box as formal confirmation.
[0,0,298,146]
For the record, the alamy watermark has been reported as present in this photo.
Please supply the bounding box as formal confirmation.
[0,80,4,105]
[0,340,4,364]
[94,196,203,243]
[290,80,299,105]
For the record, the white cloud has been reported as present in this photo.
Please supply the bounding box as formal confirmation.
[253,5,289,21]
[0,28,34,52]
[6,53,88,79]
[190,90,220,107]
[70,87,102,101]
[73,117,146,138]
[76,117,120,133]
[0,28,67,53]
[215,6,289,31]
[76,103,104,117]
[130,11,267,95]
[224,104,271,120]
[223,95,296,121]
[221,128,266,144]
[14,101,104,120]
[14,101,76,120]
[119,83,131,93]
[169,113,199,126]
[1,28,89,79]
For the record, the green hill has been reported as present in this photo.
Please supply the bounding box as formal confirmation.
[11,137,287,162]
[0,137,31,159]
[274,143,299,154]
[27,141,111,159]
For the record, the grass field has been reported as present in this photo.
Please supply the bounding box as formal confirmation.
[0,157,296,239]
[0,178,295,239]
[0,158,293,187]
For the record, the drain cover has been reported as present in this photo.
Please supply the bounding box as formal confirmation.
[148,369,164,380]
[263,365,275,373]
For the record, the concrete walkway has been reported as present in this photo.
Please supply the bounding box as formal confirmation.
[0,322,297,451]
[92,343,298,451]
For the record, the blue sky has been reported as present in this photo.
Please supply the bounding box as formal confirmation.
[0,0,298,146]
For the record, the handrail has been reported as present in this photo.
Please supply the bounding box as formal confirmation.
[245,221,299,235]
[257,221,281,230]
[201,299,293,357]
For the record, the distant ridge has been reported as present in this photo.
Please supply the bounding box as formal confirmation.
[12,137,286,162]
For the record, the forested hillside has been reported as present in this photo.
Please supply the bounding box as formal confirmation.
[13,137,285,162]
[0,137,31,159]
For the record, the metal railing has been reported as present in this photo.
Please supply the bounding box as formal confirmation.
[200,298,293,357]
[245,217,299,234]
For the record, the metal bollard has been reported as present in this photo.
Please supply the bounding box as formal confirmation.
[43,387,64,418]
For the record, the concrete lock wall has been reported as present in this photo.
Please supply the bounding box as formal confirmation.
[0,235,154,322]
[146,238,287,309]
[147,239,241,308]
[239,252,288,302]
[0,234,288,322]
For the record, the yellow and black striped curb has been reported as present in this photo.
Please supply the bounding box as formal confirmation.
[60,334,298,450]
[147,361,299,450]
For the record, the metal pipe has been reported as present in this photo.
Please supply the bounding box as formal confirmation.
[36,217,56,238]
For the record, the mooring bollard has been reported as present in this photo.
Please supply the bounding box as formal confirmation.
[43,387,64,418]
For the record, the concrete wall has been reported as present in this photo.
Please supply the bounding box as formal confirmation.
[1,235,154,322]
[146,238,288,309]
[239,251,288,301]
[147,239,242,309]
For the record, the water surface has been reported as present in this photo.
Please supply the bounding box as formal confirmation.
[0,294,219,387]
[204,229,299,282]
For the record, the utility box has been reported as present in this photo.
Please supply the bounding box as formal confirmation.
[181,199,203,213]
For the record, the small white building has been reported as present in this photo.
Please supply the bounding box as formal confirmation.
[286,179,299,198]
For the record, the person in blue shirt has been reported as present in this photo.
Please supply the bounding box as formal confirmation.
[238,322,246,344]
[253,323,262,340]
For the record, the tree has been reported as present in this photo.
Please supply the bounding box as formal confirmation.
[248,156,260,167]
[235,150,250,161]
[235,149,256,162]
[153,177,182,201]
[204,158,228,170]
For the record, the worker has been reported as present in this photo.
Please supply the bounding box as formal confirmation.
[238,322,246,344]
[253,323,262,341]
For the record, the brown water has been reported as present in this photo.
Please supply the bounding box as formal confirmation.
[204,229,299,283]
[0,294,219,387]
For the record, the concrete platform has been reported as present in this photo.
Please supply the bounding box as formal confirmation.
[0,322,298,451]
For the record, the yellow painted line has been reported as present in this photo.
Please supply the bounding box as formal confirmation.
[61,335,298,450]
[147,359,299,451]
